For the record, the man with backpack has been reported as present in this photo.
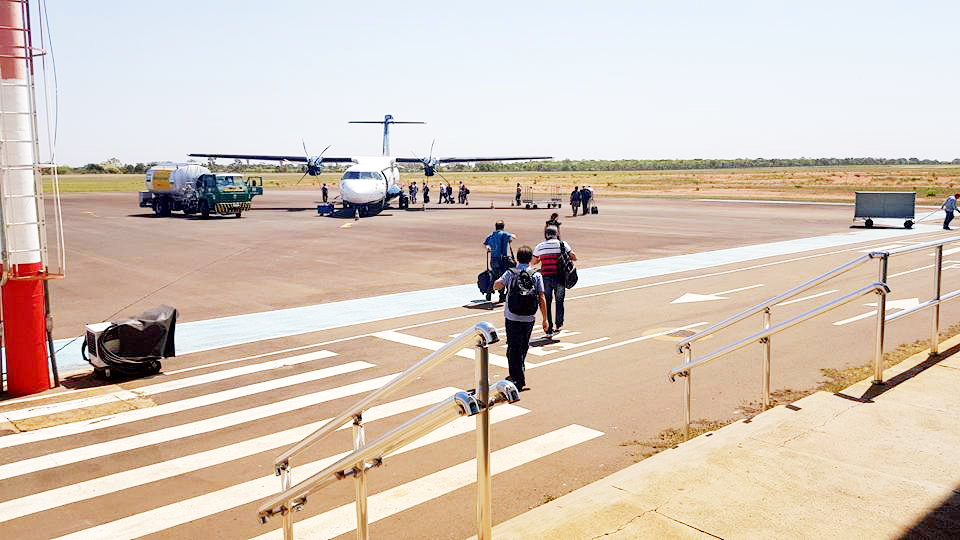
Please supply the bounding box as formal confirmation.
[494,245,547,392]
[533,225,577,338]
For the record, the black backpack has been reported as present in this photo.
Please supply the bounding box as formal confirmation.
[507,268,538,316]
[558,242,578,289]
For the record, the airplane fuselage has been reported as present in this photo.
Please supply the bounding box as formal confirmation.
[338,157,402,208]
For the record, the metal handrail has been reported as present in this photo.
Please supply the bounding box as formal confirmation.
[273,322,497,472]
[264,321,515,540]
[676,254,874,351]
[671,282,889,380]
[669,235,960,439]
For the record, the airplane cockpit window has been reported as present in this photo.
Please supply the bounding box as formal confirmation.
[342,171,385,181]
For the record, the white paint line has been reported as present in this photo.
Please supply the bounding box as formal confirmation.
[528,322,708,369]
[167,338,365,375]
[0,387,468,522]
[776,290,839,306]
[252,425,604,540]
[526,337,610,357]
[940,247,960,256]
[50,406,535,540]
[713,283,764,295]
[372,330,510,369]
[0,368,386,479]
[832,310,877,326]
[0,350,337,422]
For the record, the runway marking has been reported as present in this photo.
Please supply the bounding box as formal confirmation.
[0,350,337,422]
[859,243,908,253]
[527,322,708,369]
[0,387,470,522]
[776,290,838,306]
[371,330,510,369]
[49,227,950,371]
[671,284,763,304]
[49,406,535,540]
[832,298,920,326]
[0,372,399,482]
[526,336,610,357]
[249,425,603,540]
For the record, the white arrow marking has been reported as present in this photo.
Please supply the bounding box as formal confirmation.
[776,290,838,306]
[671,284,763,304]
[832,298,920,326]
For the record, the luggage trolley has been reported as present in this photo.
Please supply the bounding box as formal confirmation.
[520,185,563,209]
[854,191,915,229]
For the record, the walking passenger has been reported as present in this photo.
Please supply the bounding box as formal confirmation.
[533,226,577,338]
[321,183,329,203]
[943,193,959,230]
[515,183,522,207]
[570,186,581,216]
[580,185,591,216]
[545,212,561,236]
[447,184,454,204]
[422,181,430,204]
[409,182,418,204]
[493,245,547,391]
[484,220,516,303]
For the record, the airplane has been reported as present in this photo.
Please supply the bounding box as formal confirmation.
[190,114,551,216]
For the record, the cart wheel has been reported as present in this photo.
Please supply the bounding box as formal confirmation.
[904,220,913,229]
[533,204,538,209]
[525,203,530,209]
[865,219,874,228]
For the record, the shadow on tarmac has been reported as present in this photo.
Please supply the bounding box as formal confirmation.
[836,340,960,404]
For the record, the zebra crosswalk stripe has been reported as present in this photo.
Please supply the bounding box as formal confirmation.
[0,350,338,422]
[0,370,395,482]
[0,361,374,451]
[0,387,462,522]
[48,405,533,540]
[251,424,604,540]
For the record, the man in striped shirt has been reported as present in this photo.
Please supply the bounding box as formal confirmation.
[532,226,577,338]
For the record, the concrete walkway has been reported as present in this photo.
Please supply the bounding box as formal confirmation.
[488,336,960,539]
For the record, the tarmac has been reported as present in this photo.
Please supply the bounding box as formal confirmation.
[487,333,960,539]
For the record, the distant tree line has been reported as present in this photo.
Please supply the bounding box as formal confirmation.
[59,156,960,175]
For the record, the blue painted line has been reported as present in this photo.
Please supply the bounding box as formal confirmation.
[50,224,939,373]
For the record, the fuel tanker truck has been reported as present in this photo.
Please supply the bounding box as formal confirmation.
[138,164,263,218]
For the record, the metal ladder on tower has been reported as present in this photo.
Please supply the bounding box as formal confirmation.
[0,0,64,286]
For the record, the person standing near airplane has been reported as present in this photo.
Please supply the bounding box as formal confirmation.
[409,182,418,204]
[321,183,329,203]
[422,181,430,204]
[942,192,959,230]
[515,183,522,206]
[570,186,581,216]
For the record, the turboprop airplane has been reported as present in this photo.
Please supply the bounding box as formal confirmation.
[190,114,550,216]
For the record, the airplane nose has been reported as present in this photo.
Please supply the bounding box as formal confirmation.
[340,179,385,205]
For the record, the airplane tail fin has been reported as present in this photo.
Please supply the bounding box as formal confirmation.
[349,114,425,156]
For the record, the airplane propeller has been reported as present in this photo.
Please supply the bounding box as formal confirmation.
[297,142,332,185]
[412,139,451,187]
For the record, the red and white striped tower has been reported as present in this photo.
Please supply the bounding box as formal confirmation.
[0,0,48,396]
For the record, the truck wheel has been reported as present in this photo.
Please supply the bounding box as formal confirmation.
[199,200,210,219]
[156,198,171,217]
[151,199,161,216]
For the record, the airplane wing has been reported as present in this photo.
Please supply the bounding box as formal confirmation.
[393,156,552,164]
[188,153,356,163]
[437,156,551,163]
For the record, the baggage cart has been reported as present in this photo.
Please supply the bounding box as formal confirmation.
[854,191,915,229]
[520,185,563,209]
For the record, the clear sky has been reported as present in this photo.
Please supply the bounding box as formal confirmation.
[34,1,960,165]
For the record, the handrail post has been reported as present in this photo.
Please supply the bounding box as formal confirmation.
[761,308,771,410]
[931,245,943,355]
[682,344,692,440]
[874,254,889,384]
[475,338,492,540]
[353,414,368,540]
[279,463,293,540]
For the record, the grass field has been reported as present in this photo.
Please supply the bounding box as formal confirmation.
[44,165,960,205]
